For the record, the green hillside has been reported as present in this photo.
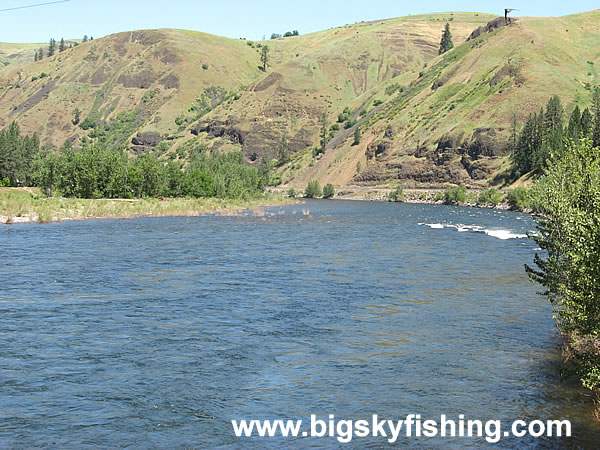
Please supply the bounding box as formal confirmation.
[1,10,599,188]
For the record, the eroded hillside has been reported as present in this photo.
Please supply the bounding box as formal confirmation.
[1,10,599,188]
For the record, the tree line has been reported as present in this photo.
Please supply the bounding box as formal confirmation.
[34,35,93,61]
[0,122,269,200]
[509,87,600,177]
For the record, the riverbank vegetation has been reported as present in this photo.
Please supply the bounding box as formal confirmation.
[0,187,291,224]
[0,121,294,223]
[526,138,600,402]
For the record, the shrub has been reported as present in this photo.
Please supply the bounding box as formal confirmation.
[443,186,467,205]
[477,188,503,206]
[323,183,335,199]
[202,63,209,70]
[344,119,356,129]
[287,187,298,198]
[304,180,322,198]
[373,99,383,106]
[388,186,404,202]
[506,187,530,210]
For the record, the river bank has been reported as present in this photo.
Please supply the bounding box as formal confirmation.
[0,188,296,224]
[275,185,530,212]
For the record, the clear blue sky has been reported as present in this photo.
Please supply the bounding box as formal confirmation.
[0,0,598,43]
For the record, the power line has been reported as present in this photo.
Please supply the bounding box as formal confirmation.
[0,0,70,13]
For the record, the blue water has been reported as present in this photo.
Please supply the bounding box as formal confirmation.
[1,200,598,447]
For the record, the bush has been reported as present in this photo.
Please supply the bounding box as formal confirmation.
[443,186,467,205]
[388,186,404,202]
[477,188,503,206]
[287,187,298,198]
[343,119,356,129]
[304,180,322,198]
[323,183,335,199]
[506,187,530,210]
[373,99,383,106]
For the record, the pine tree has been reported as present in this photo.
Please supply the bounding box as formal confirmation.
[48,38,56,57]
[83,35,88,42]
[567,105,582,140]
[260,45,269,72]
[438,23,454,55]
[592,86,600,147]
[276,133,289,166]
[353,126,361,146]
[581,107,593,137]
[34,50,38,62]
[508,111,519,155]
[59,38,66,52]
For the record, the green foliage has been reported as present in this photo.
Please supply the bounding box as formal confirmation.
[388,186,404,202]
[510,95,567,177]
[72,108,81,125]
[527,139,600,390]
[352,127,360,146]
[48,38,56,57]
[337,108,351,123]
[29,142,268,200]
[443,185,467,205]
[276,134,290,167]
[477,188,503,206]
[322,183,335,199]
[202,63,209,70]
[592,87,600,148]
[261,46,270,72]
[385,83,403,96]
[0,122,41,186]
[438,23,454,55]
[506,187,530,210]
[287,187,298,198]
[304,180,322,198]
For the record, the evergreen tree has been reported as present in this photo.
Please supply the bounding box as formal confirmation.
[353,126,361,146]
[59,38,66,52]
[592,86,600,147]
[83,35,88,42]
[276,133,289,166]
[48,38,56,57]
[581,107,593,137]
[508,112,519,155]
[567,105,582,140]
[37,48,44,60]
[438,23,454,55]
[260,45,269,72]
[34,51,38,62]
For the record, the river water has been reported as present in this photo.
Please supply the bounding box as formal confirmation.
[1,200,599,447]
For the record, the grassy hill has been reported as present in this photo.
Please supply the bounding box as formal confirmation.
[1,10,599,188]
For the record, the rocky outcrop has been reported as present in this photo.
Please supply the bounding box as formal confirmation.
[132,132,161,147]
[467,17,515,41]
[192,120,245,145]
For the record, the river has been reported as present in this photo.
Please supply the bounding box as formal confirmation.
[1,200,599,447]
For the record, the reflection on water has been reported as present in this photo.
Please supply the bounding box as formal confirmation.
[1,200,599,447]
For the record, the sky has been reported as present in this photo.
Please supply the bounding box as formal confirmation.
[0,0,598,43]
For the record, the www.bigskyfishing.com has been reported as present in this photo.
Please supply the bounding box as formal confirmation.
[231,414,571,443]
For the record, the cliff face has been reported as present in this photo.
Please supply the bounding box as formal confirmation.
[2,11,600,187]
